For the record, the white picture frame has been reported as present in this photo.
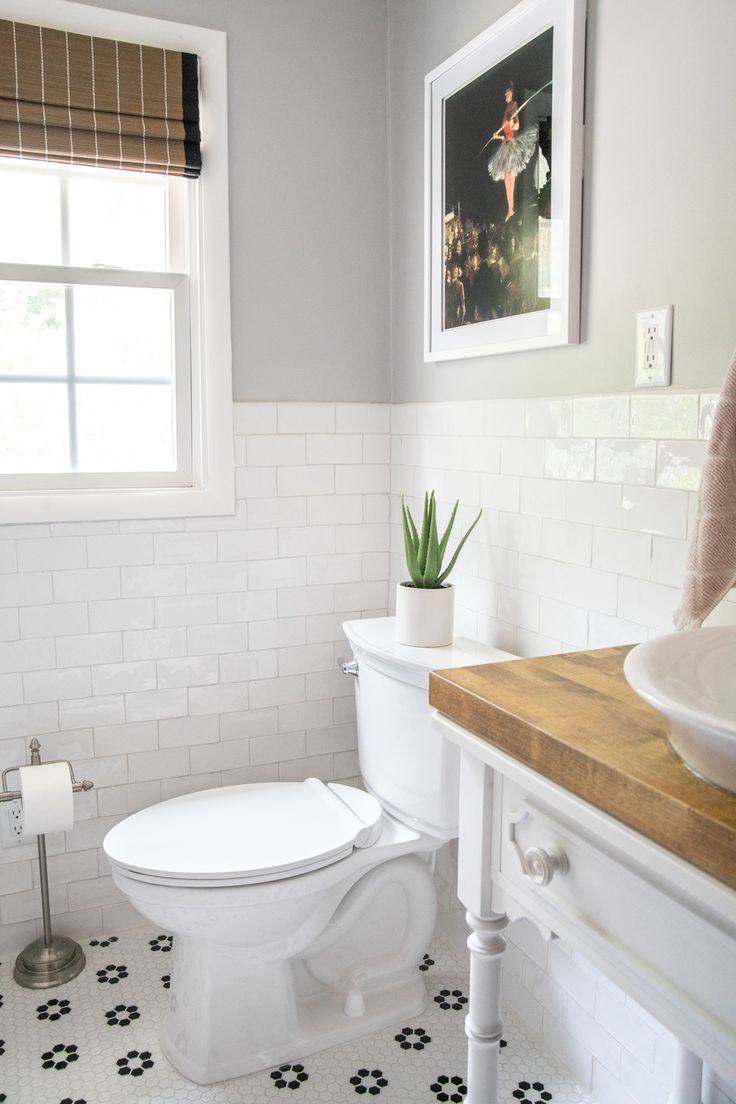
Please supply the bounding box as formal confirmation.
[424,0,586,362]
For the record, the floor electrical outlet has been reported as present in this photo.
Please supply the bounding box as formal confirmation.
[635,305,673,388]
[3,802,24,845]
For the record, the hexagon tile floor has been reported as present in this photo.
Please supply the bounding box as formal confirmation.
[0,927,598,1104]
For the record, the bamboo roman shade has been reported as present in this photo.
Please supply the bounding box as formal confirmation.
[0,18,201,177]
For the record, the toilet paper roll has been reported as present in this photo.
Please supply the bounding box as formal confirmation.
[18,762,74,835]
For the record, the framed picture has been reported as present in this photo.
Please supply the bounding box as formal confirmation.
[424,0,586,362]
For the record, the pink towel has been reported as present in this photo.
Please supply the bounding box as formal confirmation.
[674,349,736,630]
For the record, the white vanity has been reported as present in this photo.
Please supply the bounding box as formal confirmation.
[430,646,736,1104]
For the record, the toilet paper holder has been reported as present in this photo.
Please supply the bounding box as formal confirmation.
[0,737,95,989]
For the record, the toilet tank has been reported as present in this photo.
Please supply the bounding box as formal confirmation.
[342,617,516,840]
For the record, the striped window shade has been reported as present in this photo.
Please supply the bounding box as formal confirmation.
[0,18,201,177]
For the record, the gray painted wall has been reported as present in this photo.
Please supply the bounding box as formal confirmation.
[388,0,736,402]
[73,0,391,403]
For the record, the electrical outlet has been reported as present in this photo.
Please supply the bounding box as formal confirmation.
[2,802,24,845]
[635,306,673,388]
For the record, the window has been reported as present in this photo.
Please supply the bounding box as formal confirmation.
[0,2,232,523]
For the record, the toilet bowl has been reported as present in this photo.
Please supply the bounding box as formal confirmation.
[103,616,514,1084]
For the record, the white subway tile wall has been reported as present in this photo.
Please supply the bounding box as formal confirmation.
[0,393,732,1104]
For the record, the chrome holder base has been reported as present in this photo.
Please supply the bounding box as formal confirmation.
[13,935,86,990]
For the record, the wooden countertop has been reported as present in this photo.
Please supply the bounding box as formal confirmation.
[429,646,736,891]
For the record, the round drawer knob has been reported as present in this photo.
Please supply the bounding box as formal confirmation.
[522,846,569,887]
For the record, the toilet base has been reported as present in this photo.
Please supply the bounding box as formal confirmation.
[161,971,427,1085]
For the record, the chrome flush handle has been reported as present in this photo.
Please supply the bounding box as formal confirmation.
[337,656,359,677]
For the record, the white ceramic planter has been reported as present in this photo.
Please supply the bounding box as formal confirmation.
[395,582,455,647]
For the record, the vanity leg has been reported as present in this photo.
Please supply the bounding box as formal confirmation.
[668,1042,703,1104]
[465,909,508,1104]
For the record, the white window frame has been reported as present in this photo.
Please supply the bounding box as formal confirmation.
[0,0,233,523]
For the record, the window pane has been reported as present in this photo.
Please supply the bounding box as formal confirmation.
[0,283,67,377]
[0,169,62,264]
[68,172,168,271]
[73,286,174,380]
[75,383,175,472]
[0,383,69,473]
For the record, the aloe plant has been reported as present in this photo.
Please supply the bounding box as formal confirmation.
[401,491,481,589]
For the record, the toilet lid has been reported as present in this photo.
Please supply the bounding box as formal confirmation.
[103,778,383,885]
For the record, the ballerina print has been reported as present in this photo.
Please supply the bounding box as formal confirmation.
[486,79,541,221]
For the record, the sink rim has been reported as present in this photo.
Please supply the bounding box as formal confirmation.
[623,626,736,741]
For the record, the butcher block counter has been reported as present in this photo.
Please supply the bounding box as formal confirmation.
[429,644,736,1104]
[429,644,736,891]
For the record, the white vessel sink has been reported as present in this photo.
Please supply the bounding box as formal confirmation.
[623,627,736,794]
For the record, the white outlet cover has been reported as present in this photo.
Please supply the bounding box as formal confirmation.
[635,305,673,388]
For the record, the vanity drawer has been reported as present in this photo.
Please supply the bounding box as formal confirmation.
[497,778,736,1043]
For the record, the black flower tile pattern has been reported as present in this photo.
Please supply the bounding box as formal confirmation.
[270,1062,309,1089]
[89,936,118,948]
[104,1005,140,1027]
[148,934,173,953]
[95,964,128,985]
[116,1049,154,1077]
[419,953,435,971]
[40,1044,79,1071]
[37,998,71,1022]
[350,1068,388,1095]
[394,1026,431,1050]
[0,926,597,1104]
[0,1039,4,1055]
[513,1081,553,1103]
[430,1074,467,1102]
[433,988,468,1011]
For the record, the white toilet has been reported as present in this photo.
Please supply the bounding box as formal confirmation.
[103,617,514,1085]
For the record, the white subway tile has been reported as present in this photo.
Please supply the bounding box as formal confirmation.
[159,714,219,748]
[306,434,362,464]
[92,661,156,696]
[153,532,217,564]
[278,642,334,677]
[309,722,356,755]
[94,721,158,757]
[306,668,354,701]
[185,503,248,532]
[307,554,361,585]
[619,1052,669,1104]
[191,738,250,774]
[219,650,278,683]
[186,562,247,594]
[87,533,153,567]
[89,598,154,632]
[541,519,592,566]
[594,985,656,1069]
[516,628,563,657]
[545,439,595,481]
[248,557,306,591]
[307,495,363,525]
[189,682,249,715]
[20,602,88,638]
[125,688,188,722]
[596,439,657,485]
[76,754,127,788]
[249,675,304,709]
[0,673,23,706]
[277,585,334,618]
[418,401,483,437]
[233,401,278,435]
[483,399,525,437]
[278,698,333,733]
[525,398,573,438]
[500,437,545,477]
[235,466,277,499]
[187,623,247,656]
[650,537,687,587]
[620,485,688,539]
[566,481,622,529]
[335,465,389,495]
[539,598,588,648]
[517,554,617,615]
[542,1012,594,1090]
[123,626,188,660]
[0,541,17,573]
[498,587,539,631]
[247,434,306,466]
[17,537,86,572]
[60,695,125,730]
[547,939,597,1013]
[0,572,53,608]
[336,403,390,433]
[128,746,189,783]
[24,667,91,703]
[97,780,160,816]
[520,478,566,519]
[0,637,56,674]
[1,883,68,925]
[0,609,19,642]
[306,613,353,643]
[279,754,333,783]
[158,654,219,689]
[250,730,305,766]
[573,395,629,438]
[278,526,334,559]
[592,528,651,579]
[630,393,698,439]
[279,465,334,497]
[588,612,648,649]
[247,496,307,529]
[462,436,501,473]
[656,440,706,491]
[363,434,391,464]
[217,531,278,566]
[278,403,335,433]
[337,523,388,556]
[220,707,278,741]
[480,473,520,513]
[42,728,94,760]
[121,564,186,598]
[154,595,218,628]
[0,701,58,738]
[502,971,544,1037]
[217,590,278,623]
[497,513,542,555]
[699,393,718,440]
[618,577,680,632]
[363,551,389,580]
[334,581,388,612]
[53,567,121,603]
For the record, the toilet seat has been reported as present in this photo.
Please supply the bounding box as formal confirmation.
[103,778,383,887]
